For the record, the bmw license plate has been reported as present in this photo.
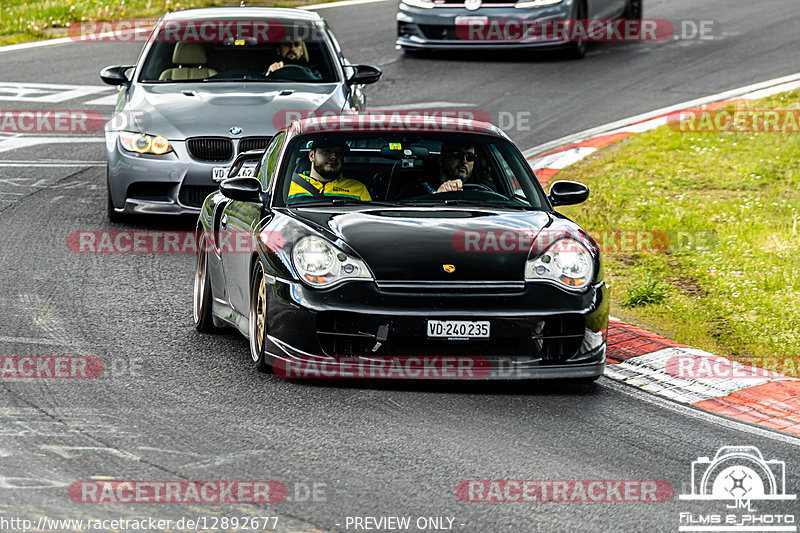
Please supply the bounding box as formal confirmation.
[427,320,490,339]
[212,165,255,182]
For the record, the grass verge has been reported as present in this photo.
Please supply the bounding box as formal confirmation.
[0,0,335,46]
[556,90,800,377]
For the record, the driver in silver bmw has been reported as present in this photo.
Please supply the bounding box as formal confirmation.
[266,38,319,78]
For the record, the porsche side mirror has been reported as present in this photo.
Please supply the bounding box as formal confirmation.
[220,177,262,202]
[347,64,382,85]
[548,180,590,207]
[100,65,134,86]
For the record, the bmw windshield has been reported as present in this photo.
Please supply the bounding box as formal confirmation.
[139,20,339,83]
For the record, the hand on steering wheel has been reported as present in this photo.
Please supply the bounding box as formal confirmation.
[461,183,494,192]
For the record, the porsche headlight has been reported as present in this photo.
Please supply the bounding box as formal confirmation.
[119,131,172,155]
[292,236,373,288]
[525,238,595,290]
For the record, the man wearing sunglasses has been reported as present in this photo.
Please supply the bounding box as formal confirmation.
[427,144,478,194]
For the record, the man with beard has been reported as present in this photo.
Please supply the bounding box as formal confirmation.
[288,139,372,202]
[265,38,321,79]
[398,144,478,198]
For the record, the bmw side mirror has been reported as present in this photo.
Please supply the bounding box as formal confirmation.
[549,180,590,207]
[100,65,134,86]
[220,177,262,202]
[347,64,382,85]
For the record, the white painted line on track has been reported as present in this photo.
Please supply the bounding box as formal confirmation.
[0,162,104,167]
[83,93,119,106]
[0,82,112,103]
[0,36,77,54]
[0,136,104,153]
[601,378,800,448]
[0,335,72,346]
[0,159,105,164]
[523,71,800,158]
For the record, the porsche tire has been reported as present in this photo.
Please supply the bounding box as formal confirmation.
[249,261,273,373]
[193,232,216,333]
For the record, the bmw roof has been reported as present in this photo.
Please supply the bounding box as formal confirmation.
[160,7,323,22]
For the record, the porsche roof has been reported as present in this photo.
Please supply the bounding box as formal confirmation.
[288,114,508,138]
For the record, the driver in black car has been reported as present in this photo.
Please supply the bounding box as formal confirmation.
[265,38,320,79]
[421,144,477,194]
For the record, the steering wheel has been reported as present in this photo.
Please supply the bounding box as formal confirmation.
[461,183,494,192]
[267,64,321,81]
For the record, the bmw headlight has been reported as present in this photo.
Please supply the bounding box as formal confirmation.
[119,131,172,155]
[525,238,595,290]
[292,236,373,288]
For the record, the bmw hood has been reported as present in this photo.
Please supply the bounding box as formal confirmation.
[293,208,570,282]
[115,83,343,139]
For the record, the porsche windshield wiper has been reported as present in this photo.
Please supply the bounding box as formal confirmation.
[291,199,398,208]
[401,199,532,210]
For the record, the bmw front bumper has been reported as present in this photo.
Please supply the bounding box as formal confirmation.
[107,138,222,217]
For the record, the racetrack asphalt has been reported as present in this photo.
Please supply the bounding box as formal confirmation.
[0,0,799,531]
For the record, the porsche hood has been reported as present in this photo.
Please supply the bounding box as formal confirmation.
[291,208,590,283]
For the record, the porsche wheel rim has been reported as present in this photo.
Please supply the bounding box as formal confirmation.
[249,264,267,362]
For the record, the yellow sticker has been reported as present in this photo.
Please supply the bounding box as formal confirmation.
[235,39,245,46]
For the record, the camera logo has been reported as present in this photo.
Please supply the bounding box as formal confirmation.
[680,446,795,501]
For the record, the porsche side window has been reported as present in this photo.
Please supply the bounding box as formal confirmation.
[259,132,286,190]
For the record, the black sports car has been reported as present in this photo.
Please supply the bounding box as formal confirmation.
[193,114,609,380]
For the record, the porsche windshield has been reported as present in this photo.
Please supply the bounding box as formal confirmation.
[139,23,338,83]
[280,132,547,210]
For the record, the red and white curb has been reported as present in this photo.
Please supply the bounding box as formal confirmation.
[525,73,800,437]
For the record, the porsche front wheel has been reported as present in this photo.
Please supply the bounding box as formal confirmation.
[193,232,216,333]
[249,261,272,373]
